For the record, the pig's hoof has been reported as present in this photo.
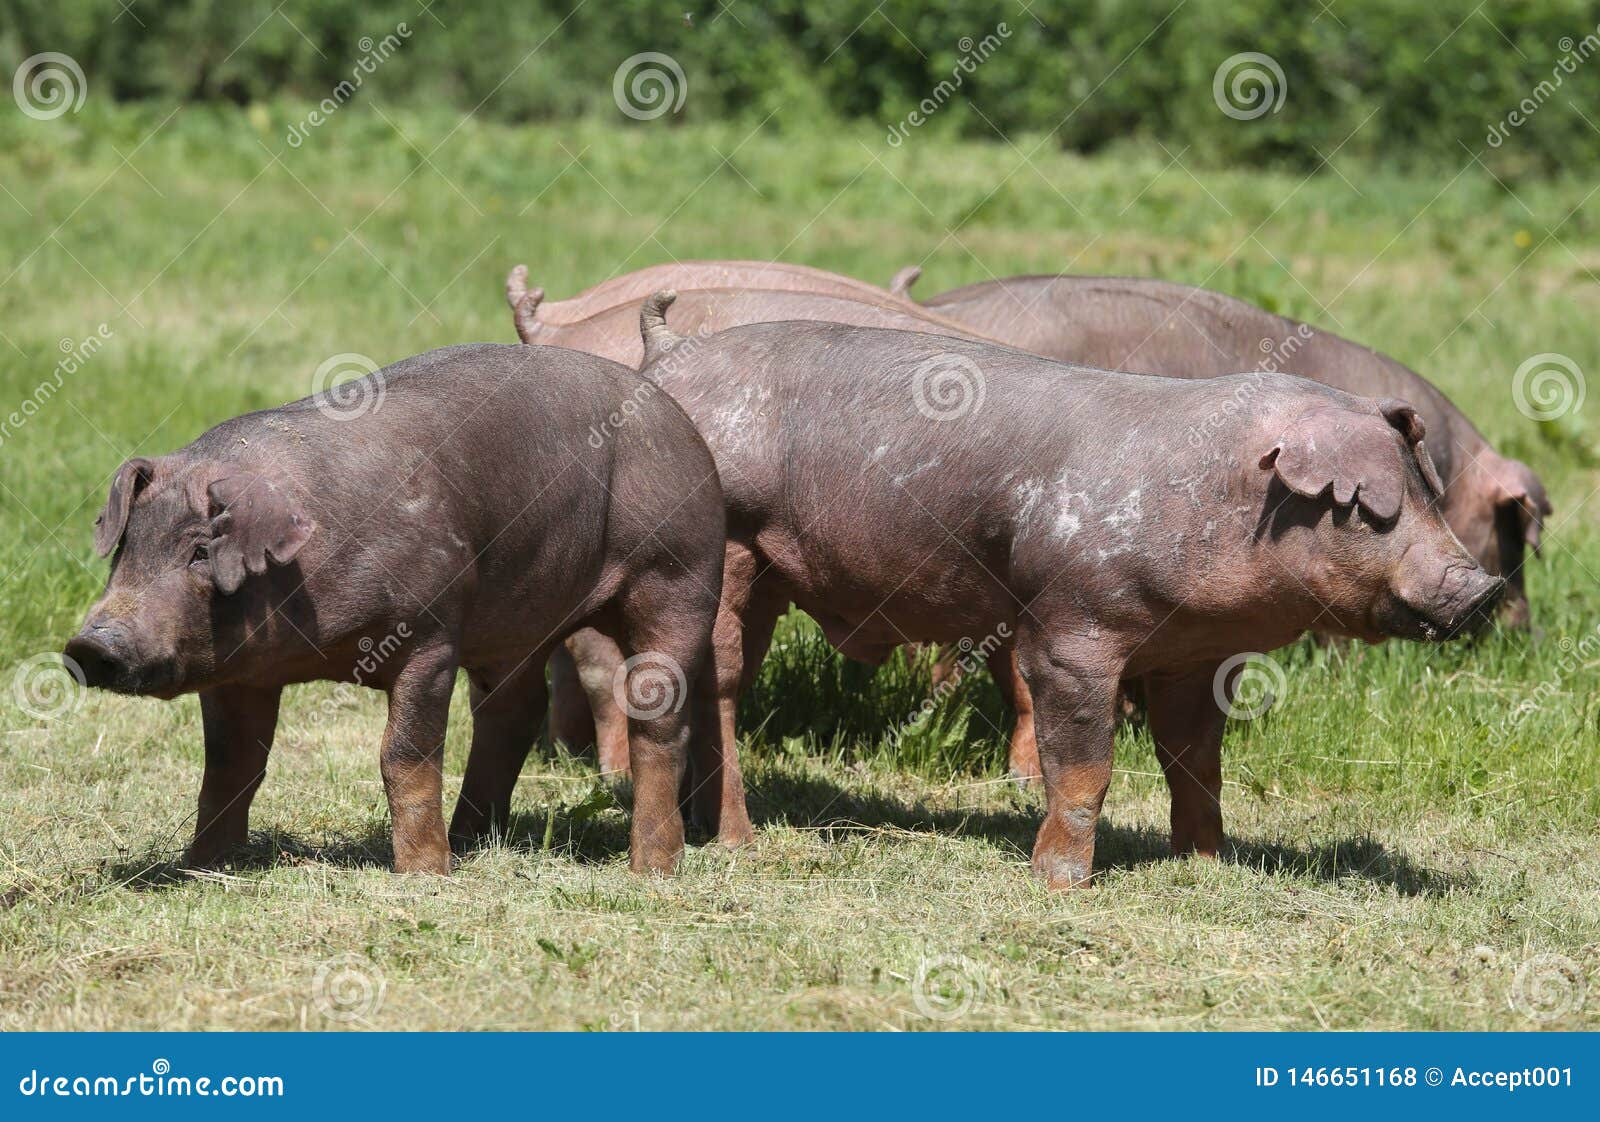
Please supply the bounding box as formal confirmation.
[393,851,452,876]
[1008,767,1041,790]
[716,821,756,849]
[1032,854,1095,891]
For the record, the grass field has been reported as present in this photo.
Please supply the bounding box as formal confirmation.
[0,102,1597,1030]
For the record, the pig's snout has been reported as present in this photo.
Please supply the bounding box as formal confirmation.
[1450,566,1508,637]
[65,622,140,692]
[1390,545,1507,641]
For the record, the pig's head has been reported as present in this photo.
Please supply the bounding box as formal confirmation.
[65,456,316,698]
[1438,451,1550,630]
[1256,398,1506,643]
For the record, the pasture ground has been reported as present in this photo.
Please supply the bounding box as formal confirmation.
[0,105,1596,1029]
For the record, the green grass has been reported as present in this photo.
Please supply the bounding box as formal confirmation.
[0,102,1597,1030]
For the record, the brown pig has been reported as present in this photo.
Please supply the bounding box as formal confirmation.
[64,343,724,876]
[546,294,1504,888]
[507,264,991,368]
[892,269,1551,627]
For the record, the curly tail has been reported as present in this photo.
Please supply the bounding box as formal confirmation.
[888,264,922,298]
[639,290,682,366]
[505,264,545,343]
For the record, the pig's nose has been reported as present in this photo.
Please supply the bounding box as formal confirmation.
[64,625,129,689]
[1455,569,1508,636]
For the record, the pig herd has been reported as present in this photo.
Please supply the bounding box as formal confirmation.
[65,261,1547,889]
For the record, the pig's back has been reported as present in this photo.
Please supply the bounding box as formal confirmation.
[528,288,990,368]
[928,276,1481,474]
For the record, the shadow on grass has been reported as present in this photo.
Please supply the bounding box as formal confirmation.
[97,766,1463,898]
[745,768,1468,898]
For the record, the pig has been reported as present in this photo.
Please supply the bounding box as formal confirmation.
[507,268,989,369]
[505,263,1012,779]
[508,260,917,330]
[568,292,1503,888]
[64,343,725,876]
[890,268,1550,627]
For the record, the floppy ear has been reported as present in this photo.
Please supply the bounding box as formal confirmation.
[205,472,316,595]
[1375,398,1445,499]
[1258,405,1408,523]
[93,457,156,557]
[1484,454,1551,556]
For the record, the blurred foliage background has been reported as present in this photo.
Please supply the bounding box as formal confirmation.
[2,0,1598,179]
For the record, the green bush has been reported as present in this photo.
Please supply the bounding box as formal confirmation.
[1,0,1595,177]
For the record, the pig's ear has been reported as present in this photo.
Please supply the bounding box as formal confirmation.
[93,457,156,557]
[1258,405,1407,524]
[1376,398,1446,500]
[1485,454,1551,556]
[205,472,316,595]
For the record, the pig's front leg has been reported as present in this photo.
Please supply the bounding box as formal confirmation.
[188,684,281,868]
[1144,666,1227,858]
[381,649,457,875]
[1016,630,1123,889]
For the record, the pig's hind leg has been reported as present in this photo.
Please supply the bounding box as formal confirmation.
[609,565,726,874]
[381,646,459,875]
[187,684,282,868]
[448,653,552,854]
[559,628,633,776]
[1144,665,1227,858]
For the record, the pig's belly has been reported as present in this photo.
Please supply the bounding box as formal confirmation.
[759,528,1012,661]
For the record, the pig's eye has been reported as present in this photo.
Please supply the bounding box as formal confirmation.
[189,543,210,567]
